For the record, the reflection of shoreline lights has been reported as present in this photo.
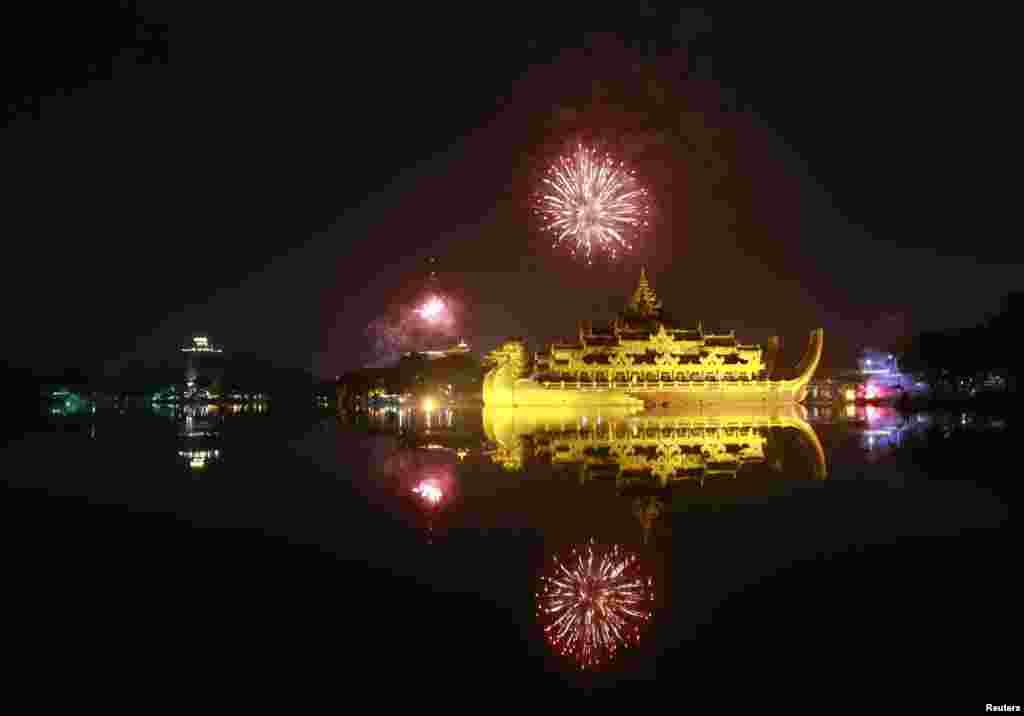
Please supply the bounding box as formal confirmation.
[537,541,654,670]
[412,480,444,506]
[179,449,220,469]
[374,405,454,432]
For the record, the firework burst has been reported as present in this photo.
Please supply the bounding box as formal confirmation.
[536,540,654,670]
[534,144,650,264]
[414,296,447,323]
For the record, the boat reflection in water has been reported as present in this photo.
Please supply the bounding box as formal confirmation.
[483,402,826,486]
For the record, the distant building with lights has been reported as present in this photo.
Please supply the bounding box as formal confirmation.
[806,347,927,404]
[402,338,471,361]
[181,334,227,399]
[182,335,223,354]
[857,348,898,375]
[855,346,923,400]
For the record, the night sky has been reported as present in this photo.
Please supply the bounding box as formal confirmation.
[6,6,1018,380]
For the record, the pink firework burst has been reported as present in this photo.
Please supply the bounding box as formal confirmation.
[414,296,447,323]
[534,144,651,264]
[536,540,654,670]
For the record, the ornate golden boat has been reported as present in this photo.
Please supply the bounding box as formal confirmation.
[483,268,822,407]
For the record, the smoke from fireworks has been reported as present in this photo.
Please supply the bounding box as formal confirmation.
[534,144,651,264]
[536,540,654,670]
[364,295,458,365]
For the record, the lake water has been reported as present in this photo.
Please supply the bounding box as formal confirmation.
[6,401,1019,703]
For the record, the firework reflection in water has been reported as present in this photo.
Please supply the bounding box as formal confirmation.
[412,479,444,506]
[412,477,446,544]
[536,540,654,670]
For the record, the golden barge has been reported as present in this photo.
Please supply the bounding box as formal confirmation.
[483,269,822,408]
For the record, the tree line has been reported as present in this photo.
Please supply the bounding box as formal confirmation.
[898,292,1021,392]
[337,353,485,409]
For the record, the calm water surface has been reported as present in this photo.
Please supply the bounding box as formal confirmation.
[7,401,1018,699]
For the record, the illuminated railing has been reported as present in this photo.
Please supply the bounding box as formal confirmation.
[541,379,780,392]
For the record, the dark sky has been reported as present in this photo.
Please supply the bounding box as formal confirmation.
[5,5,1018,379]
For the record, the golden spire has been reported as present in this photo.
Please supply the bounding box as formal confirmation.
[627,266,662,318]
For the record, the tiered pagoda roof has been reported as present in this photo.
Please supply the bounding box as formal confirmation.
[592,268,732,343]
[625,266,663,319]
[543,268,763,355]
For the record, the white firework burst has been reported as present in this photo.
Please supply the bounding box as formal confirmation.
[535,144,651,264]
